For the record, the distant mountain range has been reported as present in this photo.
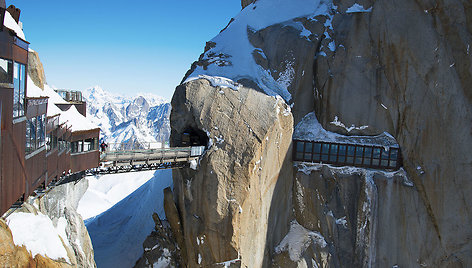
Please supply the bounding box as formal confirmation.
[83,86,170,149]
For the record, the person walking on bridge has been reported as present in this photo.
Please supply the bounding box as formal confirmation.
[100,141,108,153]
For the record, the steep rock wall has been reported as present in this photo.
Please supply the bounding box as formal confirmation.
[313,1,472,265]
[274,164,443,267]
[169,78,293,267]
[169,0,472,266]
[38,179,96,268]
[28,50,46,89]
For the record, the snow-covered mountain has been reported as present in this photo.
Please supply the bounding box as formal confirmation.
[83,86,170,149]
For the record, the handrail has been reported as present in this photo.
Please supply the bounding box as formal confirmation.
[105,142,169,151]
[103,147,191,155]
[100,146,205,163]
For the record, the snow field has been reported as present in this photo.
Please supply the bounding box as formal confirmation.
[7,212,71,263]
[78,169,173,268]
[77,170,162,220]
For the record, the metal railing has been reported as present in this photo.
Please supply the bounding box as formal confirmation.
[55,89,83,103]
[105,142,169,151]
[100,146,205,164]
[293,140,402,170]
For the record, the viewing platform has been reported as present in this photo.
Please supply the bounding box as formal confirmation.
[293,112,402,170]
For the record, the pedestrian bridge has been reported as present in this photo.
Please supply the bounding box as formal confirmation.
[96,146,205,173]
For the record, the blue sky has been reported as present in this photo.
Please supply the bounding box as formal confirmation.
[11,0,241,100]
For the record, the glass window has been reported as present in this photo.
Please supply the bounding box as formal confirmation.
[355,156,363,165]
[26,115,47,154]
[329,154,337,162]
[31,117,36,148]
[322,144,330,154]
[313,143,321,153]
[72,141,79,153]
[19,64,25,112]
[304,153,312,161]
[347,146,355,156]
[381,148,389,158]
[84,139,92,151]
[347,156,354,164]
[338,145,346,156]
[296,142,304,153]
[53,134,58,149]
[26,117,36,153]
[372,158,380,166]
[38,115,45,147]
[389,161,397,168]
[304,143,313,153]
[0,58,12,83]
[330,144,338,155]
[356,147,364,157]
[381,159,389,167]
[26,119,33,153]
[47,133,51,151]
[390,149,398,160]
[312,154,320,161]
[321,154,329,162]
[364,147,372,158]
[13,62,25,118]
[338,155,346,163]
[13,63,18,117]
[373,148,381,159]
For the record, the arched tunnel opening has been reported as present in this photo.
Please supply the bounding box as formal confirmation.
[180,127,209,148]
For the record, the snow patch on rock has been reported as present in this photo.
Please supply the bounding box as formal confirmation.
[346,3,372,13]
[7,212,70,263]
[186,0,335,102]
[275,220,326,262]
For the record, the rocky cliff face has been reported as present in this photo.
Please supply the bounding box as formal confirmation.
[38,180,96,267]
[170,78,293,267]
[167,0,471,267]
[28,50,47,89]
[241,0,256,9]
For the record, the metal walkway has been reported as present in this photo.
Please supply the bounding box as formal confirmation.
[97,146,205,173]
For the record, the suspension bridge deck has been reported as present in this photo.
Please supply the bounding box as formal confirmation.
[99,146,205,170]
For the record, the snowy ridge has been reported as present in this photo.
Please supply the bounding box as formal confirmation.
[83,86,170,147]
[186,0,336,103]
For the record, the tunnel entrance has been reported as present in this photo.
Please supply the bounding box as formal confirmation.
[181,127,209,148]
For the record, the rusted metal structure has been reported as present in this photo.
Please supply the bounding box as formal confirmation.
[25,97,48,196]
[0,6,100,215]
[0,5,30,214]
[70,128,100,173]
